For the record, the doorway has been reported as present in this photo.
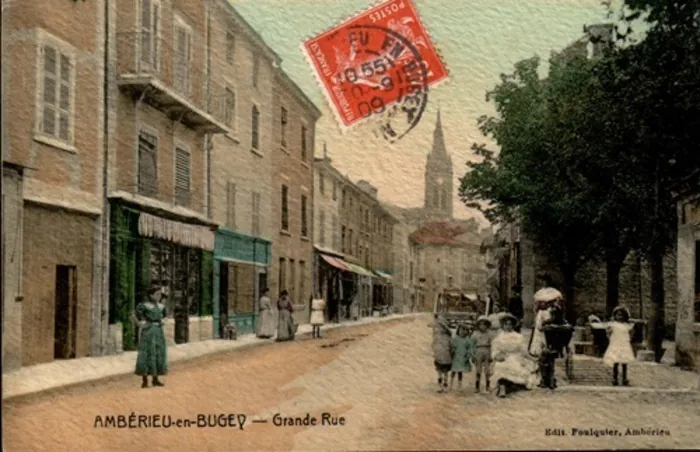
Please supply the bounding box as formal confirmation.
[219,263,229,337]
[54,265,77,359]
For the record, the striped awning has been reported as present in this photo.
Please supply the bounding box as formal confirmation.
[320,254,348,271]
[374,270,393,281]
[344,262,374,277]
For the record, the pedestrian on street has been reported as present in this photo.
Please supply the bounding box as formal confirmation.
[604,305,635,386]
[528,299,554,357]
[276,290,296,342]
[472,316,493,393]
[432,314,453,393]
[491,314,538,398]
[508,285,524,332]
[134,286,168,388]
[450,324,475,391]
[256,288,275,339]
[310,296,326,339]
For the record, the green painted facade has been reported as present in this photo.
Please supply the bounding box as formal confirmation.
[213,228,270,337]
[109,201,213,351]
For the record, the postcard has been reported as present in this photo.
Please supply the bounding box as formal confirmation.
[2,0,699,450]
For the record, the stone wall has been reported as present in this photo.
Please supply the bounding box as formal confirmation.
[527,244,678,336]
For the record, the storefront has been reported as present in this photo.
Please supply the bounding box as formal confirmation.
[315,248,346,323]
[109,199,215,351]
[213,228,270,337]
[372,271,393,313]
[344,262,374,319]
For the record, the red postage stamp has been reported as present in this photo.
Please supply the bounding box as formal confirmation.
[302,0,448,136]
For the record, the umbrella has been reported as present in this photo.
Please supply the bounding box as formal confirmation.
[534,287,563,303]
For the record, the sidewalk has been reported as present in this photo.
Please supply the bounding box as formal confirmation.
[2,313,420,401]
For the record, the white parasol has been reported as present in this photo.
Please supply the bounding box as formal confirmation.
[534,287,563,303]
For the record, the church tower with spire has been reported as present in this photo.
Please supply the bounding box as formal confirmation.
[423,109,453,220]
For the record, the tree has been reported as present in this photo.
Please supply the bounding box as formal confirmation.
[459,56,602,324]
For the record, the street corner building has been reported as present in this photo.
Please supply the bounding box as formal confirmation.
[675,198,700,372]
[2,0,107,368]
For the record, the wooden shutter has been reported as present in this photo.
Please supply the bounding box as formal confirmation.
[281,185,289,231]
[58,53,71,141]
[280,107,287,147]
[140,0,152,65]
[226,32,235,63]
[319,209,325,246]
[251,105,260,150]
[42,45,58,136]
[225,89,235,127]
[138,131,158,196]
[301,125,307,159]
[175,147,190,206]
[301,195,308,237]
[175,25,190,94]
[227,182,236,229]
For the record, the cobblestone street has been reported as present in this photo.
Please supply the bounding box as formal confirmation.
[4,315,699,451]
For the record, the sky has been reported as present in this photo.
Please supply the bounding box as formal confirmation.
[231,0,611,225]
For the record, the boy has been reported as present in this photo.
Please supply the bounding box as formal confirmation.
[472,316,493,393]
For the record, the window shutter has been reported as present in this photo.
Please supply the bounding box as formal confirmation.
[138,131,158,196]
[301,195,308,237]
[175,147,190,206]
[225,89,235,127]
[140,0,152,65]
[251,105,260,150]
[42,46,58,136]
[319,209,325,246]
[226,32,235,63]
[152,3,160,67]
[227,182,236,229]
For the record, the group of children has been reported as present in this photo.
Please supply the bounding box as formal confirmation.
[432,315,494,394]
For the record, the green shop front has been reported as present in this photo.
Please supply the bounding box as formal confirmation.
[109,198,216,351]
[213,228,270,337]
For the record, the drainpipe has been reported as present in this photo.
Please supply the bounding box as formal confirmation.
[205,1,212,219]
[99,0,111,356]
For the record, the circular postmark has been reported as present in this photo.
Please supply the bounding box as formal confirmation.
[335,24,430,142]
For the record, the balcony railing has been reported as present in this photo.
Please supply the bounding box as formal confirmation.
[116,31,228,133]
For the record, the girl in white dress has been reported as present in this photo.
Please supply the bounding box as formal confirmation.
[310,297,326,339]
[604,306,635,386]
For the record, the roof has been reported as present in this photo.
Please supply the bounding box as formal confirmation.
[409,222,481,247]
[220,1,282,64]
[274,68,322,120]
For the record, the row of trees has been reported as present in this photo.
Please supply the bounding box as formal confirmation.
[459,0,700,361]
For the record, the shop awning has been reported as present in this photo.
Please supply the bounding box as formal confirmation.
[344,262,374,277]
[320,254,348,271]
[374,271,393,281]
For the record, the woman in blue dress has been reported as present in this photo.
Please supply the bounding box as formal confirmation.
[134,286,168,388]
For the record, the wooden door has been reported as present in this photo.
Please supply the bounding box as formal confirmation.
[54,265,77,359]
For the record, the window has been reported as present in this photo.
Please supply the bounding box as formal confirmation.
[301,125,308,160]
[365,245,369,268]
[173,21,191,95]
[332,182,337,201]
[252,192,261,236]
[341,226,346,253]
[319,173,325,194]
[301,195,308,237]
[226,32,235,64]
[299,261,306,304]
[140,0,160,68]
[409,261,414,282]
[349,229,354,255]
[278,258,286,293]
[332,215,338,249]
[695,240,700,322]
[281,185,289,231]
[174,147,190,206]
[290,258,296,301]
[225,88,236,128]
[252,55,260,88]
[319,209,325,246]
[39,44,74,142]
[280,107,287,148]
[138,130,158,196]
[251,105,260,150]
[227,182,236,229]
[342,189,346,207]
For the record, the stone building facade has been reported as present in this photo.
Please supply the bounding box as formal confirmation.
[106,0,228,350]
[269,68,321,325]
[675,199,700,371]
[3,0,107,366]
[208,0,278,336]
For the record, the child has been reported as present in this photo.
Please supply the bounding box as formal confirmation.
[432,314,453,393]
[539,304,573,389]
[450,324,476,391]
[472,316,493,393]
[604,306,635,386]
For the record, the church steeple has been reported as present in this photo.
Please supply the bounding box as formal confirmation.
[424,109,454,219]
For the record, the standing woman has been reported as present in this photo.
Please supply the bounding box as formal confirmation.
[276,290,296,342]
[256,288,275,339]
[135,286,168,388]
[310,296,326,339]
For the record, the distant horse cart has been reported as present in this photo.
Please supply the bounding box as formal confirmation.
[434,290,486,330]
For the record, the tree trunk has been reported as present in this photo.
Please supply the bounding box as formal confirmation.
[562,265,577,325]
[605,257,624,319]
[648,249,666,363]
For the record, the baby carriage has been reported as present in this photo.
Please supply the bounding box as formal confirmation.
[534,288,574,386]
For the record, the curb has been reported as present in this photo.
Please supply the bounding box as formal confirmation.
[3,314,420,405]
[557,386,698,394]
